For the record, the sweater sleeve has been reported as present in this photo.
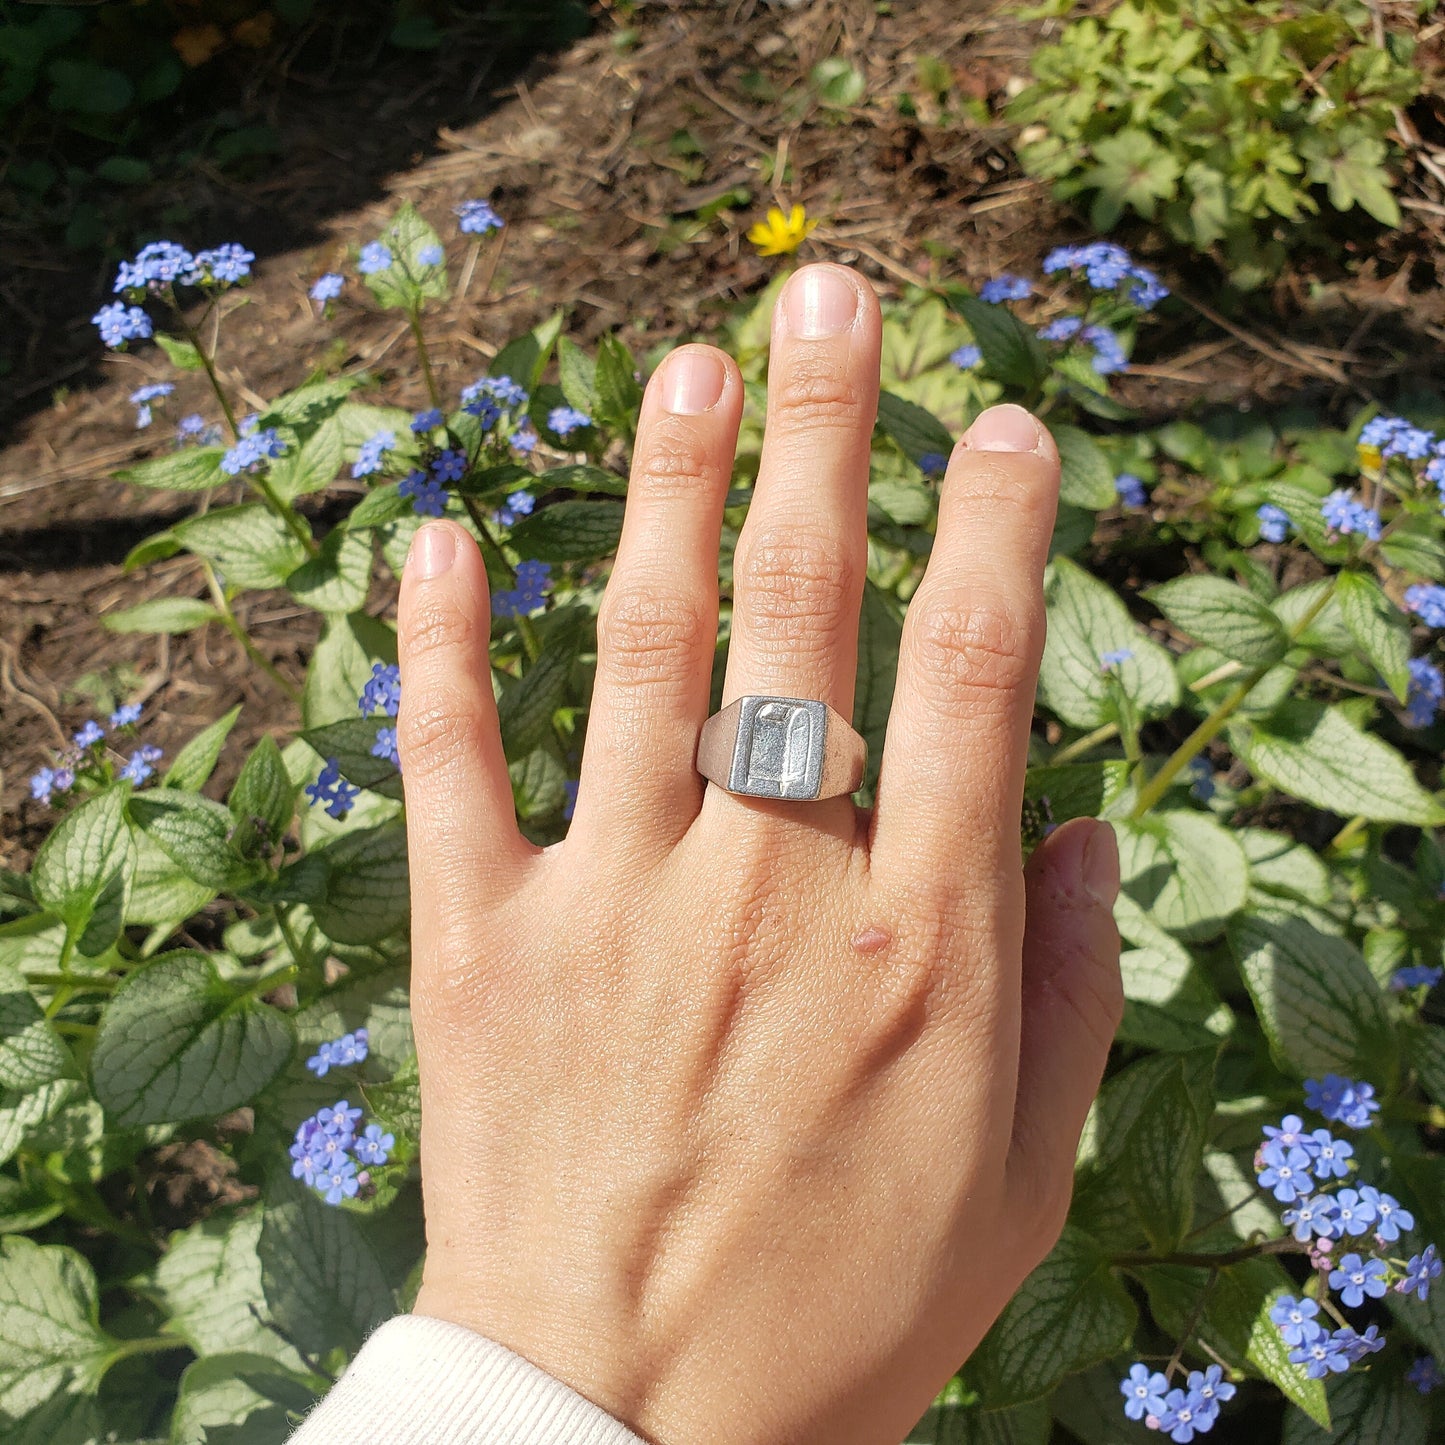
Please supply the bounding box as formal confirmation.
[288,1315,649,1445]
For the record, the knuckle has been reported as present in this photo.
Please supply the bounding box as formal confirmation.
[770,354,866,430]
[633,419,716,501]
[597,585,715,690]
[404,594,480,664]
[399,692,491,780]
[905,592,1037,717]
[738,528,857,636]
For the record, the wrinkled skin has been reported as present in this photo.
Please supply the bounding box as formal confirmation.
[397,263,1123,1445]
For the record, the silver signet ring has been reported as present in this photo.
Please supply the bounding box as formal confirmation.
[696,695,867,801]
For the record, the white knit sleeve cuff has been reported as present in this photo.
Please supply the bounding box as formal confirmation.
[288,1314,649,1445]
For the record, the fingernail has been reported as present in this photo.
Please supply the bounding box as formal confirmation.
[410,522,456,580]
[784,265,859,339]
[963,403,1047,454]
[1082,821,1120,909]
[663,348,727,415]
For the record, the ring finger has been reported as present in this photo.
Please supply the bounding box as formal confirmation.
[717,264,881,794]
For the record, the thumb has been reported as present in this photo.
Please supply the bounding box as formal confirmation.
[1005,817,1123,1232]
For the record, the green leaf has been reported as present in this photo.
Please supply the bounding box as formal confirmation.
[0,1238,114,1421]
[361,202,448,310]
[498,646,574,762]
[535,463,628,497]
[122,530,182,570]
[127,791,249,891]
[876,391,955,464]
[162,705,242,792]
[1024,762,1130,826]
[1145,575,1289,666]
[1410,1026,1445,1108]
[227,737,295,856]
[1239,827,1332,907]
[152,332,203,369]
[1229,909,1395,1080]
[508,500,625,562]
[300,719,404,801]
[347,482,412,530]
[511,744,568,819]
[1118,935,1231,1053]
[941,288,1049,390]
[1052,425,1118,510]
[853,582,902,801]
[906,1393,1050,1445]
[302,613,397,729]
[287,528,372,615]
[258,1191,395,1357]
[0,1081,86,1171]
[101,596,220,636]
[966,1228,1134,1408]
[90,951,293,1127]
[1083,128,1181,223]
[46,59,131,115]
[593,334,644,435]
[149,1212,305,1368]
[114,446,225,493]
[1335,570,1410,702]
[310,821,409,946]
[267,415,345,502]
[0,967,70,1093]
[1123,1049,1214,1252]
[1116,810,1248,940]
[1039,557,1178,727]
[1282,1367,1425,1444]
[170,1352,317,1445]
[557,337,599,418]
[490,311,565,393]
[31,790,131,937]
[1243,701,1445,825]
[175,505,310,591]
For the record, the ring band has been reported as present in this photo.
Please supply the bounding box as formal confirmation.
[697,695,867,801]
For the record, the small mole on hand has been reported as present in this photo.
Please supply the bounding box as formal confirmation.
[851,925,893,955]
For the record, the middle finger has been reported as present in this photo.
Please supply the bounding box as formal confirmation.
[720,263,882,742]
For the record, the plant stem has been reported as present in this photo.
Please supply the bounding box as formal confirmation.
[178,307,241,440]
[250,470,319,556]
[461,495,518,584]
[1129,581,1337,819]
[408,308,441,410]
[1329,815,1369,852]
[204,563,303,705]
[1165,1268,1220,1380]
[1114,1236,1304,1270]
[1052,722,1120,765]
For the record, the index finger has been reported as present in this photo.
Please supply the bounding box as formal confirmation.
[869,404,1059,904]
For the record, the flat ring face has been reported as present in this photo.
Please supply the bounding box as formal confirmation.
[728,696,827,800]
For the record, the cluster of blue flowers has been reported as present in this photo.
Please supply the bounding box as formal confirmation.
[129,382,174,429]
[1256,503,1292,543]
[493,489,536,527]
[304,665,404,822]
[310,272,345,305]
[1250,1082,1441,1380]
[353,429,395,479]
[918,451,948,479]
[1035,315,1130,374]
[950,344,982,370]
[493,559,553,618]
[1405,583,1445,630]
[548,405,592,438]
[359,662,402,771]
[979,274,1032,304]
[176,413,222,447]
[1116,473,1147,509]
[457,198,504,235]
[94,241,252,349]
[1119,1363,1234,1442]
[1043,241,1170,309]
[289,1071,395,1208]
[1100,648,1134,671]
[220,424,287,478]
[306,1028,369,1077]
[1407,1356,1443,1393]
[1404,656,1444,729]
[358,241,393,275]
[1320,489,1382,540]
[28,703,159,806]
[1390,963,1442,991]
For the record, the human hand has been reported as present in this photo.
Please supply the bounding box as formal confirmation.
[396,262,1123,1445]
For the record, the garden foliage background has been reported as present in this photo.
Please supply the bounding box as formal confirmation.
[5,1,1445,1442]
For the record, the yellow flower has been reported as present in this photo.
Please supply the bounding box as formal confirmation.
[746,204,819,257]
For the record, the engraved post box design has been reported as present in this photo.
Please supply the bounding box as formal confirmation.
[729,696,826,800]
